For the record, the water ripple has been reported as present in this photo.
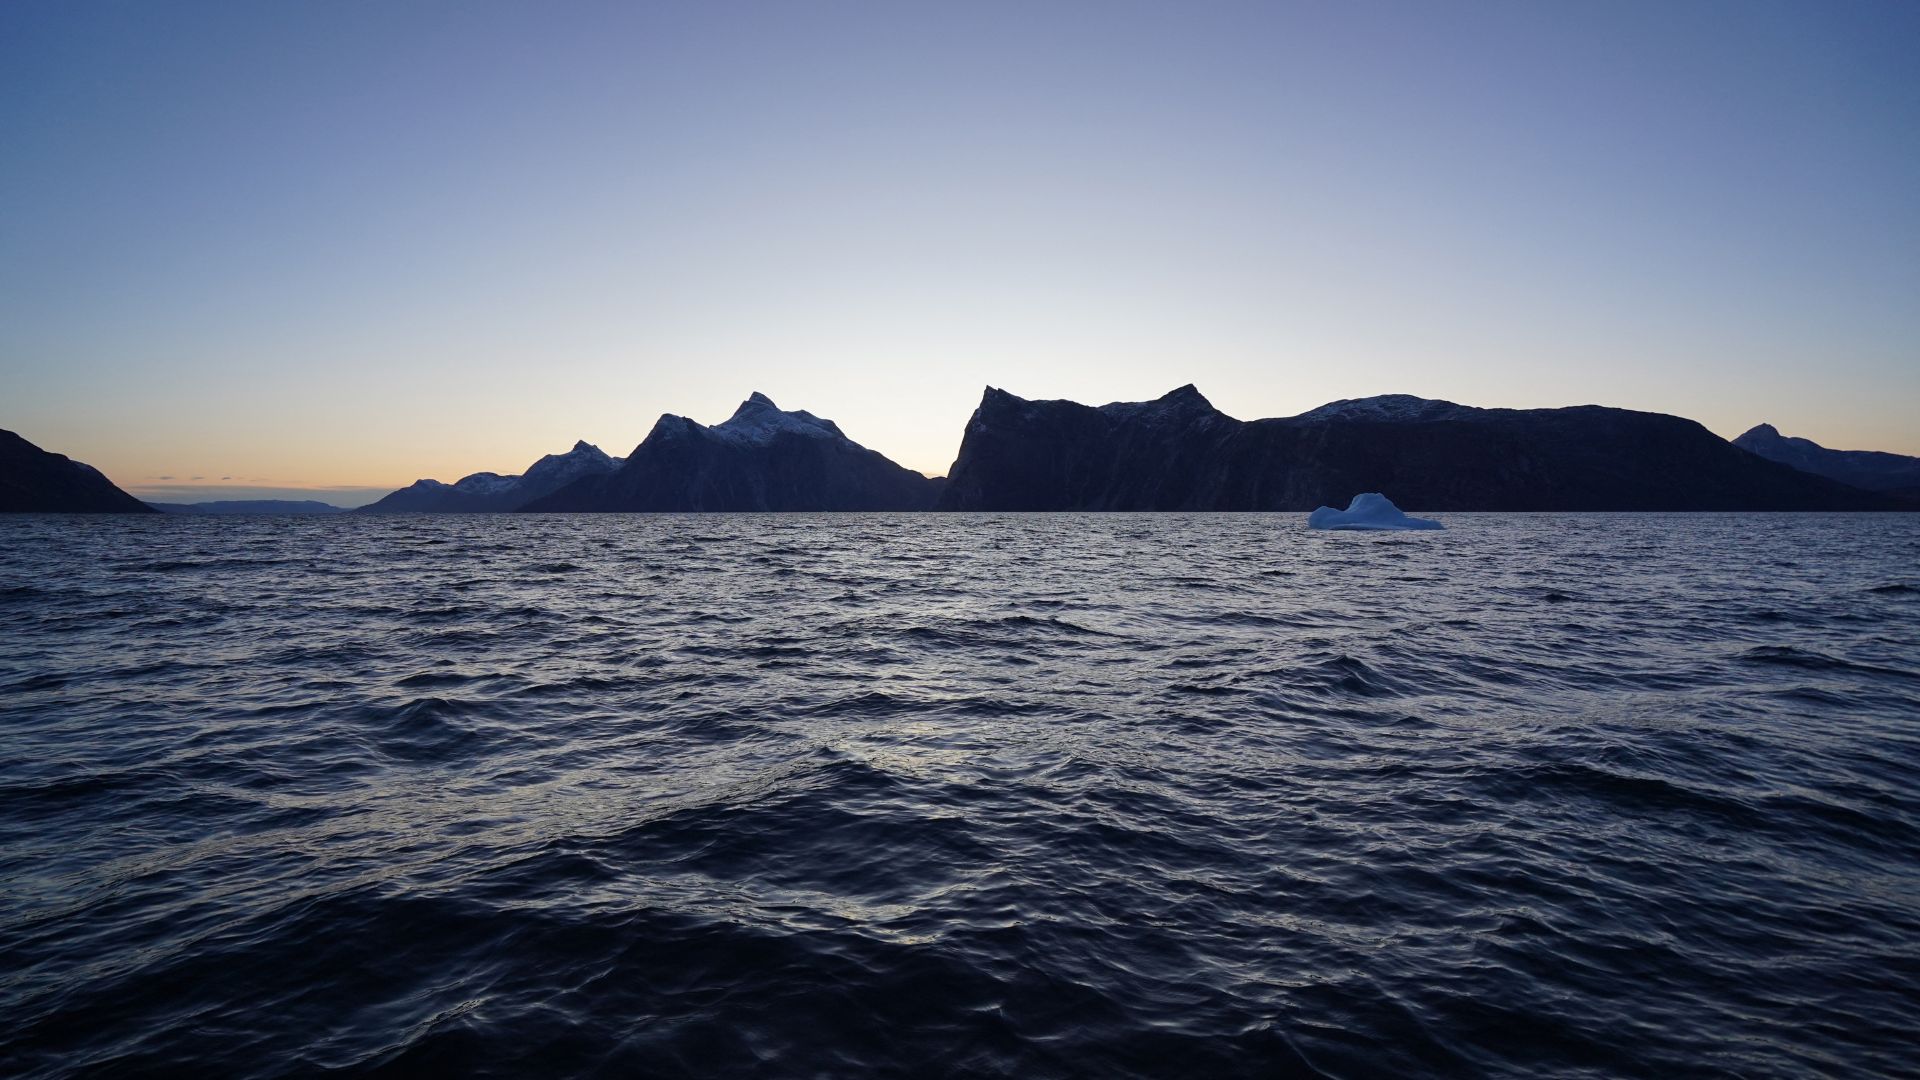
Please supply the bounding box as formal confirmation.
[0,512,1916,1078]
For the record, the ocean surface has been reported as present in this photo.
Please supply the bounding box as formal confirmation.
[2,512,1917,1079]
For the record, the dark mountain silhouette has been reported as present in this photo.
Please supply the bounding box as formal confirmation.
[359,441,623,512]
[0,429,154,513]
[524,393,944,512]
[1733,424,1920,498]
[937,387,1904,511]
[149,500,345,514]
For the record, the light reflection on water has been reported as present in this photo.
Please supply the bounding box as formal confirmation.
[1,512,1917,1078]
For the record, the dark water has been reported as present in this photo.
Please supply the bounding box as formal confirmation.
[2,513,1917,1078]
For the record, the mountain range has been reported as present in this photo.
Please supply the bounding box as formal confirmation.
[4,391,1915,514]
[1733,424,1920,499]
[356,441,624,512]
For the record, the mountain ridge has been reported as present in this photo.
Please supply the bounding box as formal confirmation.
[150,500,345,514]
[1733,424,1920,498]
[0,429,154,513]
[937,388,1904,511]
[358,440,623,512]
[523,393,944,512]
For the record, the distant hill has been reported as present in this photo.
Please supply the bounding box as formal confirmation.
[1733,424,1920,498]
[0,429,154,513]
[524,393,944,512]
[936,387,1904,511]
[359,441,623,512]
[149,500,345,514]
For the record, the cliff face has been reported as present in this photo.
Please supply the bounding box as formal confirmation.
[0,430,154,513]
[937,388,1904,512]
[524,394,944,512]
[1734,424,1920,498]
[934,385,1239,511]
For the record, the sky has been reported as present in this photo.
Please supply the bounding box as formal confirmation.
[2,0,1916,505]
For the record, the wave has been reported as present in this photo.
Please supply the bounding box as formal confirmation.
[1736,645,1919,682]
[1,512,1916,1078]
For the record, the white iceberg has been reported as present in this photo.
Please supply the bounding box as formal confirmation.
[1307,493,1444,531]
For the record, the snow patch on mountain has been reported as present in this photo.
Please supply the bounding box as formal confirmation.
[1099,384,1220,424]
[361,440,624,511]
[1294,395,1476,424]
[706,392,847,444]
[523,441,623,488]
[453,472,519,495]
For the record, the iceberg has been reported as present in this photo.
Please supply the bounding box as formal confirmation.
[1307,493,1444,531]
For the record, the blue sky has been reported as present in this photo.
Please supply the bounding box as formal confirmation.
[3,1,1915,502]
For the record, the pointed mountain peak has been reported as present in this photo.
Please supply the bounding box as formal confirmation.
[1157,384,1212,408]
[1095,384,1225,424]
[528,440,612,468]
[722,392,789,425]
[971,387,1037,426]
[707,394,845,443]
[1737,423,1781,440]
[519,439,622,491]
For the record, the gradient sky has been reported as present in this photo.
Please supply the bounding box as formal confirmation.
[3,1,1916,504]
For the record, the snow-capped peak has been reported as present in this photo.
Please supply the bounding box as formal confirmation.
[521,440,622,487]
[400,441,621,498]
[452,471,520,495]
[708,393,846,443]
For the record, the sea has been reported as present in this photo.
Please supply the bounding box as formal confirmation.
[1,513,1916,1078]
